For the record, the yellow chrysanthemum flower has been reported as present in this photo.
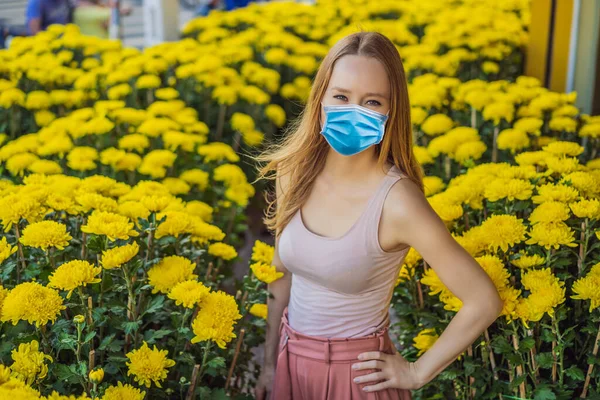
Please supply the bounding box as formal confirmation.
[571,262,600,312]
[475,254,510,290]
[529,201,571,224]
[515,283,565,326]
[0,194,47,231]
[251,240,274,264]
[250,262,284,284]
[208,242,238,261]
[569,199,600,219]
[0,237,17,264]
[478,214,527,253]
[412,328,438,356]
[48,260,102,298]
[126,341,175,388]
[10,340,53,385]
[185,201,213,222]
[190,220,225,245]
[497,129,530,153]
[421,114,453,136]
[148,255,197,294]
[191,290,242,349]
[542,141,584,157]
[81,211,139,241]
[483,102,514,125]
[197,142,240,163]
[154,210,193,239]
[265,104,286,127]
[526,222,577,250]
[101,242,140,270]
[510,252,546,269]
[136,75,161,90]
[531,183,579,204]
[76,192,118,213]
[179,169,210,191]
[499,286,521,320]
[395,264,415,286]
[483,178,533,202]
[249,303,268,319]
[0,380,42,397]
[102,382,146,400]
[117,201,151,223]
[230,112,255,134]
[89,367,104,384]
[1,282,65,327]
[168,280,211,309]
[19,220,72,250]
[454,141,487,165]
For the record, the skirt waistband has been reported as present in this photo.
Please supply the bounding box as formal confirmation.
[278,306,392,363]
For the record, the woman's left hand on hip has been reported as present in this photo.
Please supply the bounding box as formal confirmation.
[352,347,423,391]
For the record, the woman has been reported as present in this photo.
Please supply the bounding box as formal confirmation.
[73,0,131,39]
[253,31,503,399]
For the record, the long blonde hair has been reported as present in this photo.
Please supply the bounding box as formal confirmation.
[254,31,424,238]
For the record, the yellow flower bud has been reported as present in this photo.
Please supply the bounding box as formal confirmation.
[89,368,104,384]
[73,315,85,324]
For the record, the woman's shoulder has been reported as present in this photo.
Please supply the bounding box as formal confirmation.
[385,169,427,221]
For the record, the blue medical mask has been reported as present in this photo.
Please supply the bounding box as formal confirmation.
[320,103,389,156]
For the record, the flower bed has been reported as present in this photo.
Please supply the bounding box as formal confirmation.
[0,0,599,399]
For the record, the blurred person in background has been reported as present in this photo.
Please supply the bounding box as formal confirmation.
[194,0,260,17]
[26,0,75,35]
[73,0,132,39]
[1,0,73,48]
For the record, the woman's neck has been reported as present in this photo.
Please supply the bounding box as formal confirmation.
[321,147,384,183]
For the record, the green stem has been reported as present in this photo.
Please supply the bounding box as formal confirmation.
[198,341,213,382]
[13,224,26,283]
[551,315,565,385]
[76,323,82,365]
[122,265,137,322]
[175,308,191,356]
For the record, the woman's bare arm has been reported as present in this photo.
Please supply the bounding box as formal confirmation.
[263,168,292,369]
[388,180,503,386]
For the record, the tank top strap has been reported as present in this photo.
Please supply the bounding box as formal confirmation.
[363,165,405,252]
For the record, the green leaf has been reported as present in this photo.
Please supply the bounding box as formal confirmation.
[143,295,165,316]
[51,319,72,335]
[53,363,81,384]
[207,356,226,370]
[143,329,173,344]
[86,235,105,253]
[98,334,116,351]
[157,236,177,246]
[78,361,88,376]
[535,352,554,369]
[210,388,230,400]
[565,366,585,381]
[84,331,97,344]
[533,386,556,400]
[491,335,513,354]
[122,321,141,335]
[519,337,535,352]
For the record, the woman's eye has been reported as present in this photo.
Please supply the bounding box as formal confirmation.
[333,95,347,101]
[366,100,382,106]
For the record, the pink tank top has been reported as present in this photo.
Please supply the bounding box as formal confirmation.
[278,165,411,338]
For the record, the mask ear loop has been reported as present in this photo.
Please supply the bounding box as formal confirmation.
[319,101,327,133]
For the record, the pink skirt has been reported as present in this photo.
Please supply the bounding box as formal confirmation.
[269,306,413,400]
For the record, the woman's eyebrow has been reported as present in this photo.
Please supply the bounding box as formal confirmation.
[365,92,387,99]
[330,86,387,99]
[330,86,351,93]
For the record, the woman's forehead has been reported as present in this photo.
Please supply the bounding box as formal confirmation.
[328,55,390,96]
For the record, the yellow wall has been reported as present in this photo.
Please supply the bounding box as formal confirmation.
[525,0,575,92]
[551,0,574,92]
[525,0,553,84]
